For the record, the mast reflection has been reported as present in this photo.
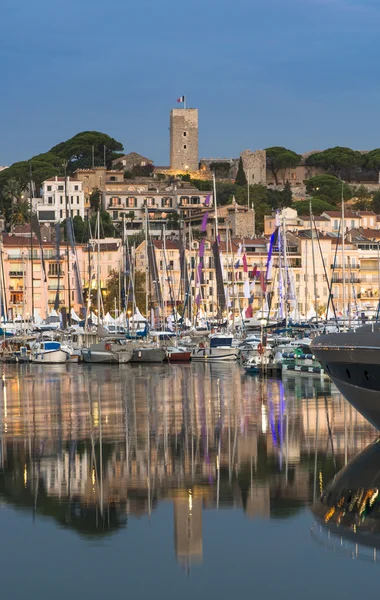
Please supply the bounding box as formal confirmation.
[0,364,376,564]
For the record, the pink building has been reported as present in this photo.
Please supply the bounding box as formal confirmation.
[1,233,122,320]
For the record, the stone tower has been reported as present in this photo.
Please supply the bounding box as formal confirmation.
[241,149,267,185]
[170,108,198,171]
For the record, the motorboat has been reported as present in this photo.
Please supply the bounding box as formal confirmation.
[166,346,191,362]
[82,339,133,364]
[31,340,69,364]
[192,334,240,362]
[311,323,380,428]
[129,346,166,363]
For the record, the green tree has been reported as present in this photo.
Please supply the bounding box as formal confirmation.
[364,149,380,177]
[89,188,101,210]
[215,182,237,205]
[265,147,301,185]
[292,198,335,216]
[51,131,124,171]
[305,174,352,205]
[103,269,146,314]
[235,157,247,186]
[372,191,380,213]
[127,231,145,247]
[305,146,363,178]
[9,200,32,226]
[210,162,231,179]
[166,212,180,229]
[189,178,213,191]
[282,181,293,206]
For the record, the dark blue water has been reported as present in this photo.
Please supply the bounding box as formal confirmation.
[0,363,378,599]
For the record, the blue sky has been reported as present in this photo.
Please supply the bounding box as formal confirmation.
[1,0,380,166]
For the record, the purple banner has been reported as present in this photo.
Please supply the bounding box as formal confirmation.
[199,239,205,258]
[201,212,208,232]
[205,194,211,206]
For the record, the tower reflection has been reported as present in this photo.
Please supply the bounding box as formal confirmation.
[0,363,376,564]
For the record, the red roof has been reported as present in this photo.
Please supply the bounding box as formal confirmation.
[359,228,380,239]
[152,240,180,250]
[323,210,359,218]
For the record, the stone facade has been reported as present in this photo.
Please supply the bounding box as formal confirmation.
[241,149,267,185]
[170,109,198,171]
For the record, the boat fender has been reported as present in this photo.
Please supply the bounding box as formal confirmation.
[258,343,264,355]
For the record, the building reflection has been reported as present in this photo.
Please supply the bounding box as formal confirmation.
[0,363,377,562]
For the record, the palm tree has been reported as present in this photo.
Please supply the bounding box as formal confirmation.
[1,178,24,205]
[9,200,32,227]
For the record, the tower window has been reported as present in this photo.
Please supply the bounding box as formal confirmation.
[183,132,187,136]
[184,145,187,149]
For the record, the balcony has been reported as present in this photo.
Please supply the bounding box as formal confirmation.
[330,264,360,270]
[332,277,361,283]
[9,271,24,277]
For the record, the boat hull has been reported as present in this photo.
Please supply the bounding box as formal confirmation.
[130,348,166,363]
[32,349,69,364]
[191,348,240,362]
[311,331,380,429]
[166,351,191,362]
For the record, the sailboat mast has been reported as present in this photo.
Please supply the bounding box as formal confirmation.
[212,172,218,240]
[341,183,346,326]
[97,210,101,321]
[29,163,35,322]
[310,201,318,326]
[145,206,149,320]
[64,165,72,325]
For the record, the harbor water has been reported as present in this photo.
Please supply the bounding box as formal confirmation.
[0,362,379,599]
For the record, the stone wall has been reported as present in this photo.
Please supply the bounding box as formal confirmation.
[170,109,198,171]
[241,149,267,185]
[227,210,255,238]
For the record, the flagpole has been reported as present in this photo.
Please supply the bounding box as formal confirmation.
[184,96,186,109]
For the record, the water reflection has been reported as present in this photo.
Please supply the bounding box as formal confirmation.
[312,438,380,564]
[0,363,376,567]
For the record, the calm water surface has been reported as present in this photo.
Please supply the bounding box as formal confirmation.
[0,362,378,599]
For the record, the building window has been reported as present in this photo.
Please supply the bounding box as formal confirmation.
[60,210,63,218]
[48,263,62,276]
[209,287,213,296]
[333,219,338,230]
[292,173,297,180]
[74,185,79,191]
[77,196,80,204]
[77,210,80,216]
[58,185,63,191]
[47,185,52,191]
[71,196,73,204]
[128,197,136,207]
[48,196,53,204]
[113,211,118,220]
[183,145,187,149]
[146,198,155,207]
[209,303,213,312]
[183,132,187,137]
[60,196,63,204]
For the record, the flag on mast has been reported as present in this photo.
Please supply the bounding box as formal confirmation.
[177,95,186,108]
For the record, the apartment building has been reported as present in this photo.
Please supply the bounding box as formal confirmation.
[32,176,86,224]
[1,233,122,320]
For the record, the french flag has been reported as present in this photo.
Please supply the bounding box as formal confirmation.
[177,95,185,103]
